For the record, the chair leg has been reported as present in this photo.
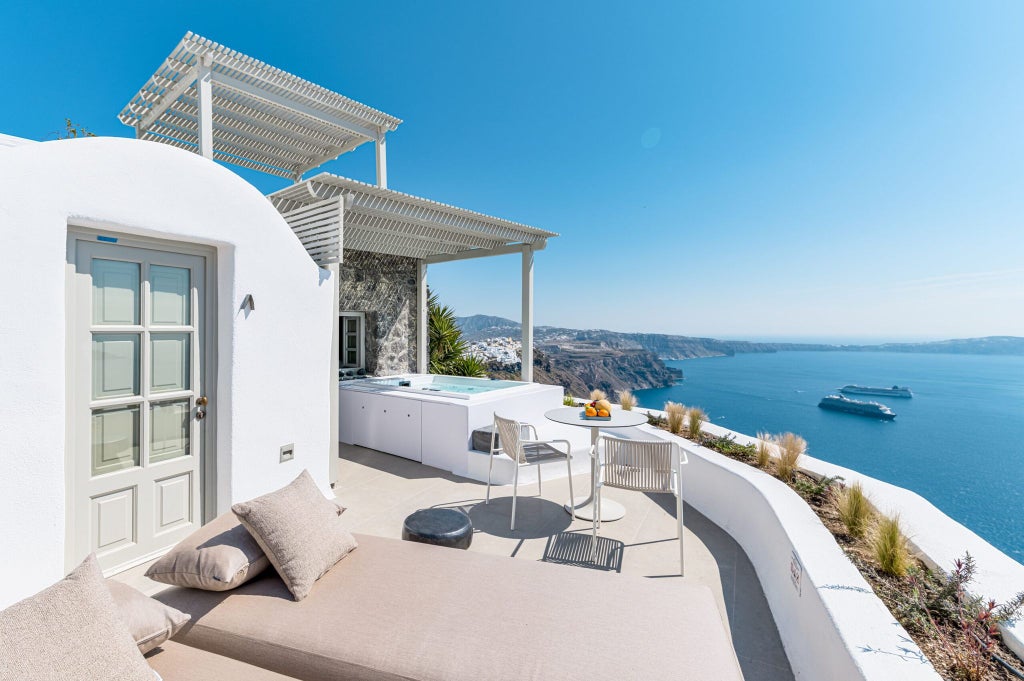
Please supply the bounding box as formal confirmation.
[537,462,542,496]
[565,450,575,520]
[677,491,685,576]
[591,483,600,562]
[511,463,519,531]
[485,446,495,505]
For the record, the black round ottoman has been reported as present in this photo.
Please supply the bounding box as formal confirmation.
[401,508,473,550]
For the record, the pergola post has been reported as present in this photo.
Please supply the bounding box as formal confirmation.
[328,263,340,488]
[417,260,428,373]
[196,55,214,159]
[521,245,534,383]
[375,133,388,188]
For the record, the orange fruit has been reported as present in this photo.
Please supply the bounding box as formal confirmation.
[598,409,610,417]
[585,407,597,417]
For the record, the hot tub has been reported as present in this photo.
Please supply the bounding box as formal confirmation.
[338,374,566,481]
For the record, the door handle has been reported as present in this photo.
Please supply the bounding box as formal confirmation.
[196,396,208,420]
[197,396,208,406]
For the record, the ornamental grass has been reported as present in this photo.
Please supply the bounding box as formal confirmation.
[837,482,873,539]
[618,389,637,411]
[686,407,706,440]
[664,402,686,435]
[871,513,911,577]
[775,432,806,482]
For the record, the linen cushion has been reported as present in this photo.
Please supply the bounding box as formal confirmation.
[144,512,270,591]
[157,534,744,681]
[232,469,357,601]
[145,640,300,680]
[107,580,190,654]
[0,554,155,681]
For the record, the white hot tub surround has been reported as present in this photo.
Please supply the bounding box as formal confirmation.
[339,375,573,482]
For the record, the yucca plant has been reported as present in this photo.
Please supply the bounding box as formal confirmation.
[664,402,686,435]
[871,513,911,577]
[755,432,773,468]
[775,432,806,482]
[427,291,487,377]
[837,482,872,539]
[589,389,608,402]
[686,407,706,440]
[618,389,637,411]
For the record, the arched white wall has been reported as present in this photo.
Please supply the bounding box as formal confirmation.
[0,138,334,608]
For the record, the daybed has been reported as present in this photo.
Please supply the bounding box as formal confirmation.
[156,533,744,681]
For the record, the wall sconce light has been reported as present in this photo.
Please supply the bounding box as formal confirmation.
[241,294,256,312]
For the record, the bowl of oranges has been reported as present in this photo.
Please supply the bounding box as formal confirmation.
[582,399,613,420]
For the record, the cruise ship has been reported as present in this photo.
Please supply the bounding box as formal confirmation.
[839,384,913,398]
[819,394,897,420]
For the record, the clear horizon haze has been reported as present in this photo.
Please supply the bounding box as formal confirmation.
[4,1,1022,342]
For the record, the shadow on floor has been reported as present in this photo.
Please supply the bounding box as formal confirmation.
[541,531,624,572]
[466,496,574,539]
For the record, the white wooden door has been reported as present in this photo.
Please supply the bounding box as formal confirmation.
[71,240,208,572]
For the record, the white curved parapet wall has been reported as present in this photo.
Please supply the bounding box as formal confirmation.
[0,138,335,608]
[630,410,943,681]
[691,420,1024,662]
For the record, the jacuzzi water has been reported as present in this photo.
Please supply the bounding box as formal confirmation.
[365,375,524,395]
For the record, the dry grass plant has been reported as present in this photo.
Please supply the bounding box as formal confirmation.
[755,432,774,468]
[589,389,608,402]
[871,513,911,577]
[837,482,873,539]
[664,402,687,435]
[686,407,706,440]
[775,432,806,481]
[618,389,637,411]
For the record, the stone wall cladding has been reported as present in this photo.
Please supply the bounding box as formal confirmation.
[338,249,418,376]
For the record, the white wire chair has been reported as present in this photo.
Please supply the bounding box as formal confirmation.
[591,435,688,574]
[486,413,575,531]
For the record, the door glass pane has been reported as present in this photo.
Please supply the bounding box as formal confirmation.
[151,333,190,393]
[150,265,191,326]
[346,350,358,365]
[345,318,358,333]
[150,400,190,463]
[91,405,140,475]
[92,334,140,399]
[92,260,140,325]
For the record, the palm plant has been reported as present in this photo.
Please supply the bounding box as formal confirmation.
[427,291,487,377]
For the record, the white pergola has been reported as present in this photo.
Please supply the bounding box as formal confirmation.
[119,34,555,484]
[268,174,556,381]
[118,32,401,183]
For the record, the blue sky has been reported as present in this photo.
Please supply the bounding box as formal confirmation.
[5,1,1023,341]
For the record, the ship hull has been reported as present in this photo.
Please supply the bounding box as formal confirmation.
[819,402,896,420]
[839,386,912,398]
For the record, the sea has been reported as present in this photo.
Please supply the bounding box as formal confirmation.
[634,351,1024,564]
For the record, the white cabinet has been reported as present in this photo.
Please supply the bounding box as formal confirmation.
[344,390,422,462]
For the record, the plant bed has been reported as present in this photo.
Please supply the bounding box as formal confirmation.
[646,412,1024,681]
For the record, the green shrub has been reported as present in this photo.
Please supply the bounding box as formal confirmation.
[646,411,667,427]
[665,402,686,435]
[686,407,706,440]
[837,482,872,538]
[562,394,577,407]
[872,514,911,577]
[775,432,806,481]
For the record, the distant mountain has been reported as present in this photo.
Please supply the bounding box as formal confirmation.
[457,315,1024,358]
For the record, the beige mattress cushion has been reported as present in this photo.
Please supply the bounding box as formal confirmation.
[232,470,357,601]
[107,580,190,654]
[158,534,743,681]
[145,511,270,592]
[0,554,155,681]
[146,640,300,680]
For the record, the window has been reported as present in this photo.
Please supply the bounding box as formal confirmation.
[340,312,365,370]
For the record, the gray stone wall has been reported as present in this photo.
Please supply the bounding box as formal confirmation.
[338,249,418,376]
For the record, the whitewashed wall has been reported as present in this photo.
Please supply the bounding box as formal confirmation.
[0,138,335,608]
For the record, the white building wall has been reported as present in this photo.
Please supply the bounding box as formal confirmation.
[0,138,334,608]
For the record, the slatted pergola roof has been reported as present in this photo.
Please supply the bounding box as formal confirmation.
[117,32,402,180]
[268,173,556,265]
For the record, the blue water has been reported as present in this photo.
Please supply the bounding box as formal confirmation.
[634,352,1024,563]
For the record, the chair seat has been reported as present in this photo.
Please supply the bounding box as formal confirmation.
[520,442,567,463]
